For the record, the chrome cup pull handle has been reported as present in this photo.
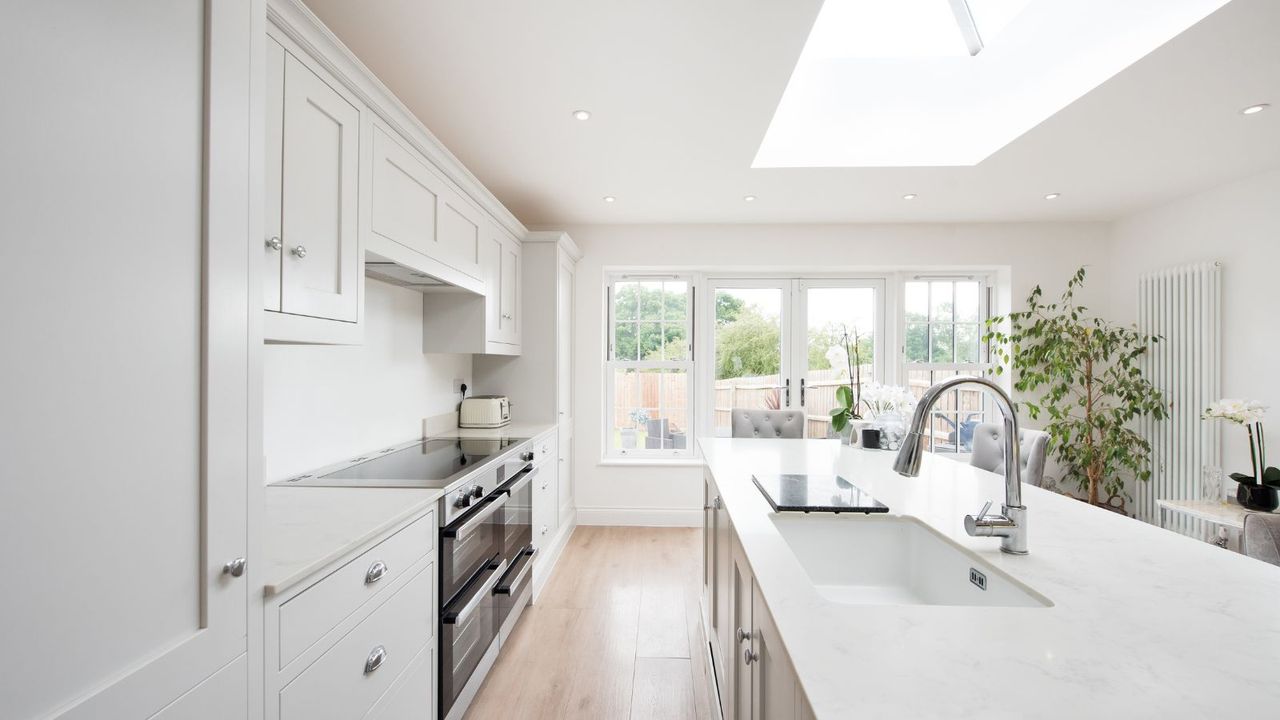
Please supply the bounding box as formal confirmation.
[364,561,388,585]
[364,645,386,674]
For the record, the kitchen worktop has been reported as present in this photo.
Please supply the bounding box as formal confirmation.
[447,421,557,440]
[700,438,1280,719]
[263,486,443,596]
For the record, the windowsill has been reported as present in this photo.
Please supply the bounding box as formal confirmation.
[598,457,706,468]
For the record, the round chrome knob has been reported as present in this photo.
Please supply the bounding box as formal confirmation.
[743,648,758,665]
[265,236,282,251]
[521,451,535,462]
[453,494,472,509]
[736,627,751,643]
[291,245,307,258]
[222,557,247,578]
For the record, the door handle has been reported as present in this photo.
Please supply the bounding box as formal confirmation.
[800,378,806,406]
[784,378,791,406]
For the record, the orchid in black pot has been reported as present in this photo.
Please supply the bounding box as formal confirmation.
[1203,399,1280,511]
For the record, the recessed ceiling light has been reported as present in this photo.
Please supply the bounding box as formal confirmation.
[1044,192,1061,200]
[902,193,918,200]
[572,109,592,121]
[743,195,757,202]
[1241,103,1270,115]
[602,196,616,203]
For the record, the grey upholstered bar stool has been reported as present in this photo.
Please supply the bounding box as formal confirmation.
[969,422,1050,487]
[1243,513,1280,567]
[730,409,805,439]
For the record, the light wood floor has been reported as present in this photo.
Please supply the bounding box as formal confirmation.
[464,526,715,720]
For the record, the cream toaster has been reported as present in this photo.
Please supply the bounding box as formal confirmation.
[458,395,511,428]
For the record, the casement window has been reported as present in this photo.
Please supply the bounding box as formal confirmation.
[605,275,695,458]
[901,275,993,454]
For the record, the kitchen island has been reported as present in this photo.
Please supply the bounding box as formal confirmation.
[700,437,1280,719]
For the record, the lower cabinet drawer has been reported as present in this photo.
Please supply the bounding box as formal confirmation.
[533,431,557,468]
[279,563,434,720]
[367,642,435,720]
[279,511,434,667]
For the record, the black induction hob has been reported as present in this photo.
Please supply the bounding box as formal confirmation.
[752,473,889,514]
[272,435,528,488]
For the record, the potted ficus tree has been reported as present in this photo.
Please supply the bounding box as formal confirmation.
[1203,399,1280,511]
[984,267,1170,513]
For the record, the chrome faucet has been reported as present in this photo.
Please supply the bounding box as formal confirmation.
[892,376,1028,555]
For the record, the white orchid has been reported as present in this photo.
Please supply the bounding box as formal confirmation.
[1202,398,1267,425]
[825,345,848,376]
[860,382,917,417]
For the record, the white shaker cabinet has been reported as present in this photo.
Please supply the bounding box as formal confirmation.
[264,31,363,344]
[0,1,255,717]
[703,473,812,720]
[422,218,521,354]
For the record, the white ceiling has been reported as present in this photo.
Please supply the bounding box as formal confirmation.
[302,0,1280,226]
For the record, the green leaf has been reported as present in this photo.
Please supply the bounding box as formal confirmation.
[1230,472,1257,484]
[835,384,852,407]
[1264,467,1280,487]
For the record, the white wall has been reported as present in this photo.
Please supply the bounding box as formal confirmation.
[263,279,471,481]
[555,222,1113,525]
[1108,169,1280,491]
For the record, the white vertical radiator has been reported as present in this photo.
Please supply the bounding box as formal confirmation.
[1136,262,1221,537]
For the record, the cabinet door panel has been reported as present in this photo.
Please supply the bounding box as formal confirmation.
[557,259,574,417]
[752,581,799,720]
[499,237,519,341]
[370,125,440,257]
[481,227,502,340]
[438,192,483,280]
[280,51,359,322]
[730,538,754,720]
[264,38,284,312]
[0,1,249,716]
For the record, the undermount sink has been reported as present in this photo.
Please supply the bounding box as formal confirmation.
[769,513,1052,608]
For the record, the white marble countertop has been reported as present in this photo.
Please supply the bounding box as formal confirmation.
[700,438,1280,719]
[1156,497,1277,529]
[263,486,443,596]
[444,421,557,440]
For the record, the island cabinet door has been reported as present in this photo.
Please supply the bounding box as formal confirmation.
[729,538,755,720]
[751,580,801,720]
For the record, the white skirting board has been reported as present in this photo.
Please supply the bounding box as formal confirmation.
[575,507,704,527]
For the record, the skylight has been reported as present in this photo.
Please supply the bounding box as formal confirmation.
[754,0,1233,167]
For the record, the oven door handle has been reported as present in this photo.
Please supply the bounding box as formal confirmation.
[443,559,506,625]
[442,492,509,539]
[494,547,537,596]
[502,466,536,496]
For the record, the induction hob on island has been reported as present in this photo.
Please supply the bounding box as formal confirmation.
[753,473,889,514]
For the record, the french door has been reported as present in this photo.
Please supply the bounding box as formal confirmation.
[706,278,885,438]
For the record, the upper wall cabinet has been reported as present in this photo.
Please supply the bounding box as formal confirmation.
[264,33,363,344]
[422,217,521,355]
[367,124,485,289]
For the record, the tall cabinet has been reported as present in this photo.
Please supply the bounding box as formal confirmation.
[0,1,257,718]
[474,231,579,592]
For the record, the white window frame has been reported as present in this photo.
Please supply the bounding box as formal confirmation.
[899,273,995,455]
[699,276,887,440]
[603,273,697,459]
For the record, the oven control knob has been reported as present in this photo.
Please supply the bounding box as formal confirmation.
[453,493,472,509]
[521,451,534,462]
[471,485,484,499]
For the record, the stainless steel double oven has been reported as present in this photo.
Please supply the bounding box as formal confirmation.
[439,446,537,720]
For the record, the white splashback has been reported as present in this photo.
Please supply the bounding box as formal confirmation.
[263,279,471,482]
